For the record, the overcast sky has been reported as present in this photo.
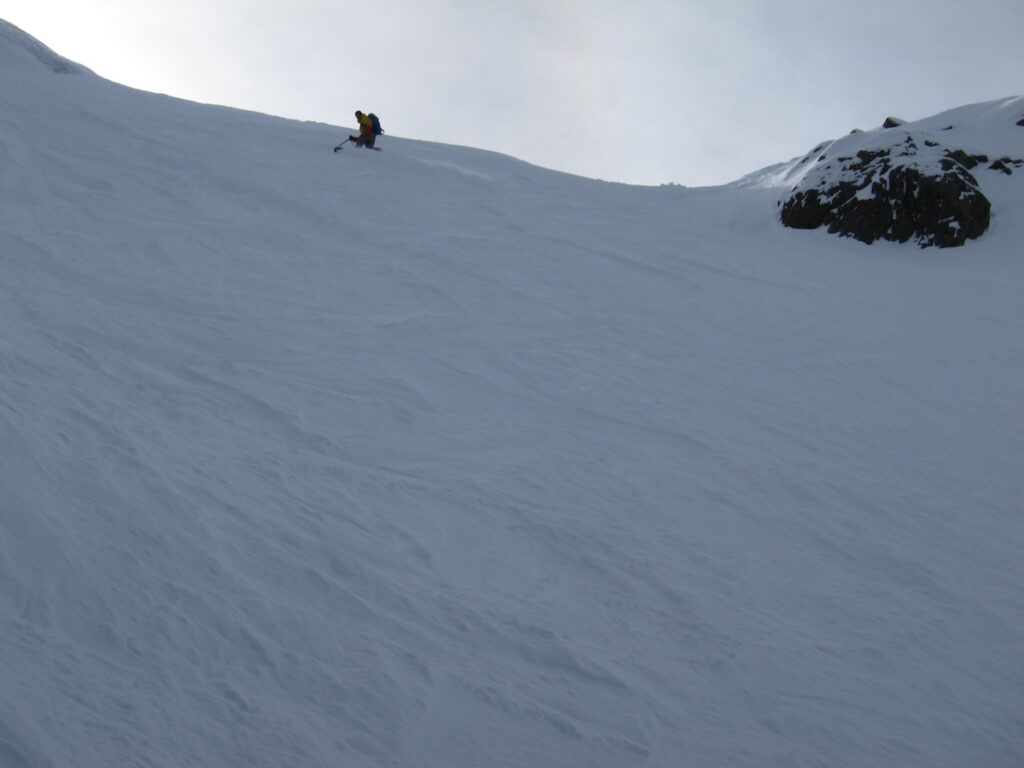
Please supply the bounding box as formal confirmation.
[5,0,1022,186]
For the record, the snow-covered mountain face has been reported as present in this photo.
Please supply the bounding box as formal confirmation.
[1,19,1022,768]
[766,98,1024,247]
[0,18,91,75]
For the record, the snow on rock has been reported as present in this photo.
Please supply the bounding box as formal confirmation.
[1,19,1023,768]
[774,97,1024,247]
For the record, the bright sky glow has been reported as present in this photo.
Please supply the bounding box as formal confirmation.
[3,0,1023,185]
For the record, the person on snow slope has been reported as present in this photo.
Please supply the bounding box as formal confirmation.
[350,110,376,149]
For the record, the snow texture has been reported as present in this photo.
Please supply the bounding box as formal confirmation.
[0,18,1022,768]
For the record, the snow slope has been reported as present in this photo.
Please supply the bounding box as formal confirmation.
[1,19,1022,768]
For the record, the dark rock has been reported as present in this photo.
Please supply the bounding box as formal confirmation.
[944,149,988,169]
[990,157,1024,175]
[781,146,991,248]
[850,149,890,172]
[883,117,906,128]
[1017,118,1024,126]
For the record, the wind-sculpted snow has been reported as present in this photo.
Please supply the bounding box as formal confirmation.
[0,22,1023,768]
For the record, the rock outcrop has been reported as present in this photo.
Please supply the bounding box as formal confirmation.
[777,99,1024,248]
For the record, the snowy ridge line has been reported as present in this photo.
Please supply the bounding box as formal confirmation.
[0,18,93,75]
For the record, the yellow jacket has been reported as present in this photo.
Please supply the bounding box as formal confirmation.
[357,112,374,136]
